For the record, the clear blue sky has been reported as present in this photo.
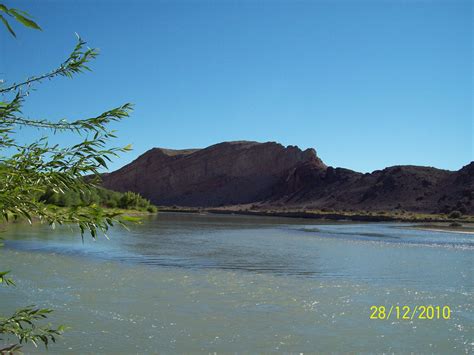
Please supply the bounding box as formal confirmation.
[1,0,472,173]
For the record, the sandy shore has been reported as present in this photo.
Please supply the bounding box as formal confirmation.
[403,224,474,235]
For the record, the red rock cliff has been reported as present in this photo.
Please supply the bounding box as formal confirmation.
[101,141,326,206]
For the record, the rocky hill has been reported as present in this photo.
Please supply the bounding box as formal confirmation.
[101,141,326,207]
[273,162,473,214]
[101,141,473,214]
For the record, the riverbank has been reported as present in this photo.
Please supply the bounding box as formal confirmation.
[402,223,474,234]
[157,205,474,224]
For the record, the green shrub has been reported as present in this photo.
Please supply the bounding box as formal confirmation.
[39,187,156,211]
[105,200,117,208]
[147,205,157,213]
[448,210,462,219]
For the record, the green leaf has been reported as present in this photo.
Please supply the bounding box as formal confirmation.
[0,14,16,37]
[120,215,142,223]
[9,9,41,30]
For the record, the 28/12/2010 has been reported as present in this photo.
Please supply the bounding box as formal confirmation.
[370,305,451,320]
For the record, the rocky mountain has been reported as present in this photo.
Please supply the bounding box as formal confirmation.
[101,141,326,207]
[274,162,473,214]
[101,141,473,214]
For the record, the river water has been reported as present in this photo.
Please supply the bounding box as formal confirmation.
[1,213,473,353]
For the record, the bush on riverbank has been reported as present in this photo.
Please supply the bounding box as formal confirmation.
[39,187,156,212]
[448,210,462,219]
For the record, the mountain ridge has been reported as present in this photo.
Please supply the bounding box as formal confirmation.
[101,141,473,214]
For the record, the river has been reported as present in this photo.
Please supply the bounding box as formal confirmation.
[1,213,472,353]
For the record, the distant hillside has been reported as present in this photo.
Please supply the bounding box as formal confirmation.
[101,141,473,214]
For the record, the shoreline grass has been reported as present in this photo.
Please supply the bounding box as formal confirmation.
[156,205,474,224]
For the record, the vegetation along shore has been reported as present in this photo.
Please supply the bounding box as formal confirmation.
[157,205,474,224]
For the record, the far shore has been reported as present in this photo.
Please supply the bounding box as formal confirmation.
[156,205,474,225]
[4,205,473,235]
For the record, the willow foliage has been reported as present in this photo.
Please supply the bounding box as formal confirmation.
[1,5,133,352]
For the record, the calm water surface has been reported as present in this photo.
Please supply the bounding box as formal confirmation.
[1,213,473,353]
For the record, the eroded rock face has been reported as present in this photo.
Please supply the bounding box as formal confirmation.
[101,141,326,206]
